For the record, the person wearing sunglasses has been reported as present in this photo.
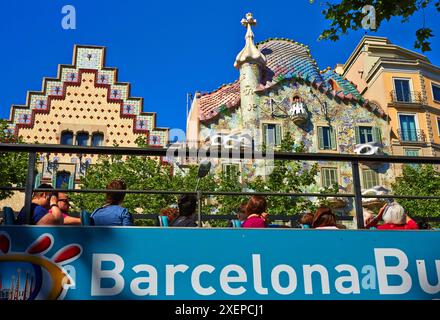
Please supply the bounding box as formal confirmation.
[52,192,81,225]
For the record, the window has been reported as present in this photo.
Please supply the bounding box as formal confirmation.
[263,124,281,147]
[76,132,89,146]
[55,171,71,189]
[394,79,411,102]
[222,163,239,178]
[318,126,336,150]
[355,126,381,144]
[92,132,104,147]
[399,114,418,141]
[432,83,440,102]
[321,168,338,188]
[60,131,73,145]
[362,169,379,190]
[438,117,440,136]
[404,148,420,169]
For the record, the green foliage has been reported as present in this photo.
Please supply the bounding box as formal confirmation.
[317,0,439,52]
[215,166,247,215]
[70,136,217,215]
[247,132,319,215]
[391,164,440,218]
[0,120,28,201]
[71,133,320,219]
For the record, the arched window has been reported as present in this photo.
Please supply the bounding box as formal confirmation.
[60,131,73,145]
[56,171,71,189]
[92,132,104,147]
[76,132,89,146]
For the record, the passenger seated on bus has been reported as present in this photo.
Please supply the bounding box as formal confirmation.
[416,219,432,230]
[169,194,198,227]
[366,202,418,230]
[228,202,247,228]
[312,207,339,229]
[242,196,268,228]
[91,179,133,226]
[51,192,81,225]
[299,212,314,229]
[157,206,179,226]
[362,209,375,227]
[16,183,63,225]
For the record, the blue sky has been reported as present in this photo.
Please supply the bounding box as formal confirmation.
[1,0,439,131]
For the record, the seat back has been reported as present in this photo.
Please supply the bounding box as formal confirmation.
[81,210,93,226]
[2,207,15,225]
[158,215,169,227]
[230,219,242,228]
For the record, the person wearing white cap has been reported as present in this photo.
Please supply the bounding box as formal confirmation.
[366,202,419,230]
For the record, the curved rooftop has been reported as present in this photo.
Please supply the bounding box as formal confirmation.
[199,38,386,122]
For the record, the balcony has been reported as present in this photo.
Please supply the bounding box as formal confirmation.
[390,90,425,104]
[397,129,426,143]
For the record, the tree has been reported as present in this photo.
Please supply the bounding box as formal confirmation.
[0,120,28,200]
[391,164,440,218]
[70,136,217,216]
[316,0,440,52]
[70,133,321,221]
[246,132,319,215]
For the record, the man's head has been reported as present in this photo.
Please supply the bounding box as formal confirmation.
[236,202,248,221]
[178,194,197,217]
[57,192,70,213]
[105,179,127,205]
[300,212,314,227]
[33,183,55,207]
[382,202,406,225]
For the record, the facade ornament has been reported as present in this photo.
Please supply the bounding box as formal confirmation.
[234,13,267,69]
[268,96,308,125]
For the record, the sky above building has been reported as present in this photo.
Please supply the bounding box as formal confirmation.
[1,0,439,133]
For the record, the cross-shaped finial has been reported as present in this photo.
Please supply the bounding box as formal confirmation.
[241,12,257,27]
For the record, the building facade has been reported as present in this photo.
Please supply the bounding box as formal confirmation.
[2,45,168,210]
[337,36,440,167]
[187,14,393,214]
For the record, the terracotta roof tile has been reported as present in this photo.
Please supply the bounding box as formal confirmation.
[198,38,383,122]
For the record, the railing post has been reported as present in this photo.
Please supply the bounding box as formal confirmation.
[351,161,364,229]
[197,190,202,227]
[24,152,37,225]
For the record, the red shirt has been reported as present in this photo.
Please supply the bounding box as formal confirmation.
[242,214,266,228]
[377,219,419,230]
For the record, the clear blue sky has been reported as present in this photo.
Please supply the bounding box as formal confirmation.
[1,0,439,131]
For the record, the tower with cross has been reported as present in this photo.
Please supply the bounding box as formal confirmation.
[234,13,266,147]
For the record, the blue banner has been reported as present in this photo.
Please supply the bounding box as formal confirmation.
[0,226,439,300]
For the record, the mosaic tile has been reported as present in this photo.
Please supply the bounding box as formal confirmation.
[76,47,103,70]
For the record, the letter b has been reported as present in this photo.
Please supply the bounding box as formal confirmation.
[91,254,125,296]
[374,248,412,295]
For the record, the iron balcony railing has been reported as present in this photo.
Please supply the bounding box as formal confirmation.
[397,129,426,143]
[390,90,425,104]
[2,143,440,229]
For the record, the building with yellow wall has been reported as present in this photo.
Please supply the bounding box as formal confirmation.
[336,36,440,162]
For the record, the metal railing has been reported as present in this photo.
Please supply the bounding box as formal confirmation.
[2,143,440,229]
[397,129,426,143]
[390,90,425,104]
